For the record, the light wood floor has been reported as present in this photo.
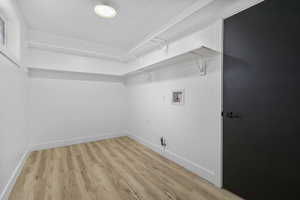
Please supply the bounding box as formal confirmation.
[9,137,241,200]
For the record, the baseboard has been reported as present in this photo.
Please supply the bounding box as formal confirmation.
[1,133,126,199]
[128,134,220,187]
[30,133,126,151]
[0,149,30,200]
[1,133,219,200]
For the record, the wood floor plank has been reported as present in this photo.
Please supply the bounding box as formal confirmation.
[96,140,166,200]
[117,137,235,200]
[109,138,205,200]
[9,137,242,200]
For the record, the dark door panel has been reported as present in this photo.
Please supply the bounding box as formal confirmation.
[223,1,300,199]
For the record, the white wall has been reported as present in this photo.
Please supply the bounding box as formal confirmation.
[0,57,28,198]
[126,54,222,186]
[0,0,29,198]
[28,71,128,147]
[126,21,223,187]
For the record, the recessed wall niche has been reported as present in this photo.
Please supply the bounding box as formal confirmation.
[172,89,185,105]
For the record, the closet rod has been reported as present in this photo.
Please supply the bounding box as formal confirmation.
[0,50,21,68]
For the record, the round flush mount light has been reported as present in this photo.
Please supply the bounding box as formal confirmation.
[94,4,117,18]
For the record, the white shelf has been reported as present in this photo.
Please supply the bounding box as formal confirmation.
[127,46,219,75]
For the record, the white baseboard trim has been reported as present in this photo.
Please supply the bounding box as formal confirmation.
[30,133,126,151]
[128,134,220,187]
[1,133,219,200]
[0,149,30,200]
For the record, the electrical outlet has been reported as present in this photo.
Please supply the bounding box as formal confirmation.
[160,137,166,147]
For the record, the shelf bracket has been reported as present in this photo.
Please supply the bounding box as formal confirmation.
[190,52,207,76]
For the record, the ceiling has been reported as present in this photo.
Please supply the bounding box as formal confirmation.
[18,0,198,51]
[17,0,263,61]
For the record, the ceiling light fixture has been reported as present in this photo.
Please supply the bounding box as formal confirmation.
[94,4,117,19]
